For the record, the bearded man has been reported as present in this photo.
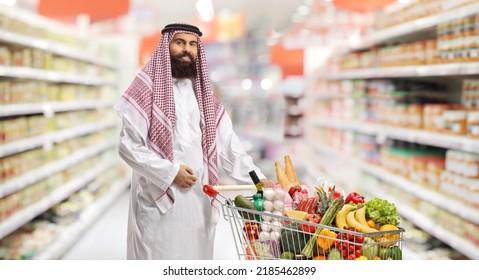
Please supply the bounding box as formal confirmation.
[114,23,274,260]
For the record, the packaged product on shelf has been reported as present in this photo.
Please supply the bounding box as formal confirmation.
[467,111,479,138]
[442,110,468,135]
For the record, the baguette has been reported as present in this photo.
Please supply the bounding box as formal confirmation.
[275,161,290,191]
[284,155,300,186]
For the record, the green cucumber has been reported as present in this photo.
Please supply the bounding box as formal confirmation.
[234,195,258,221]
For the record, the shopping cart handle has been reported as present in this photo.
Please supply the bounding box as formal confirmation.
[203,184,219,197]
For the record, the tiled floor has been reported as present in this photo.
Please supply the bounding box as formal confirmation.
[61,187,241,260]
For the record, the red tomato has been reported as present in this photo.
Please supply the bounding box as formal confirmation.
[348,245,355,253]
[357,235,364,242]
[355,249,362,258]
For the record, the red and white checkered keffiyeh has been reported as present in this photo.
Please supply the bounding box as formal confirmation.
[115,27,225,213]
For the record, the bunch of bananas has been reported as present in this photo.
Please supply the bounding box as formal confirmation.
[335,204,378,233]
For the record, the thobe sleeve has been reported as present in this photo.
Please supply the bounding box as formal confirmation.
[118,117,180,192]
[216,111,267,184]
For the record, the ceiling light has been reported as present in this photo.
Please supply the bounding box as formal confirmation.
[260,78,273,90]
[241,79,253,90]
[196,0,214,22]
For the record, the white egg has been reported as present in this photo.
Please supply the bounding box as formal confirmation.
[261,211,273,222]
[272,210,283,221]
[262,200,274,212]
[263,189,275,201]
[271,221,283,232]
[274,189,285,201]
[260,222,271,232]
[269,230,281,241]
[259,231,270,242]
[273,200,284,211]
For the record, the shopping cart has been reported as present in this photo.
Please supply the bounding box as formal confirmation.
[203,184,405,260]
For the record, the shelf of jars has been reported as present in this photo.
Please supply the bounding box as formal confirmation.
[0,4,116,69]
[0,65,115,86]
[0,119,117,157]
[33,174,130,260]
[0,138,117,199]
[0,30,116,69]
[306,141,479,225]
[299,143,479,259]
[0,4,124,260]
[325,62,479,80]
[0,159,117,240]
[350,1,479,50]
[0,100,116,118]
[310,119,479,154]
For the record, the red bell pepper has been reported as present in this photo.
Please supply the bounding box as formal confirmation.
[299,214,322,233]
[345,192,365,204]
[328,187,343,200]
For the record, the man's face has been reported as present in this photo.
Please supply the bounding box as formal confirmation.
[169,33,198,78]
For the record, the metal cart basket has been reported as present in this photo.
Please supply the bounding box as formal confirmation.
[204,185,405,260]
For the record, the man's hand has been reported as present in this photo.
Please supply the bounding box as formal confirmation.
[173,164,197,188]
[260,179,275,188]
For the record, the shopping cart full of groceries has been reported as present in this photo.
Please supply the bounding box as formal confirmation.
[203,183,405,261]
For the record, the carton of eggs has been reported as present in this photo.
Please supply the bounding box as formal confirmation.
[259,188,286,241]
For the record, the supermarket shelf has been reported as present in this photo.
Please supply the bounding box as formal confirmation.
[0,65,115,86]
[311,119,479,154]
[0,30,116,69]
[0,140,117,199]
[0,161,116,240]
[0,120,118,157]
[349,2,479,50]
[308,142,479,226]
[325,62,479,80]
[302,144,479,260]
[367,187,479,260]
[33,175,131,260]
[0,100,116,117]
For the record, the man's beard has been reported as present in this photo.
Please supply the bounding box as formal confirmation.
[170,53,197,78]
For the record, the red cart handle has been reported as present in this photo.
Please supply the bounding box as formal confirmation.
[203,184,218,197]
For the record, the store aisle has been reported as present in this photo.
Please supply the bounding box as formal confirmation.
[61,188,130,260]
[60,186,239,260]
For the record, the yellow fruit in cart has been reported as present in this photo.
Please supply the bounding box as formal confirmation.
[284,209,309,220]
[378,224,400,247]
[367,219,376,229]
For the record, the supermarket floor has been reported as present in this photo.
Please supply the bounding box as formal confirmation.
[60,186,240,260]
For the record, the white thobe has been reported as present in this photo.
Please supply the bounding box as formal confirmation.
[118,78,266,260]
